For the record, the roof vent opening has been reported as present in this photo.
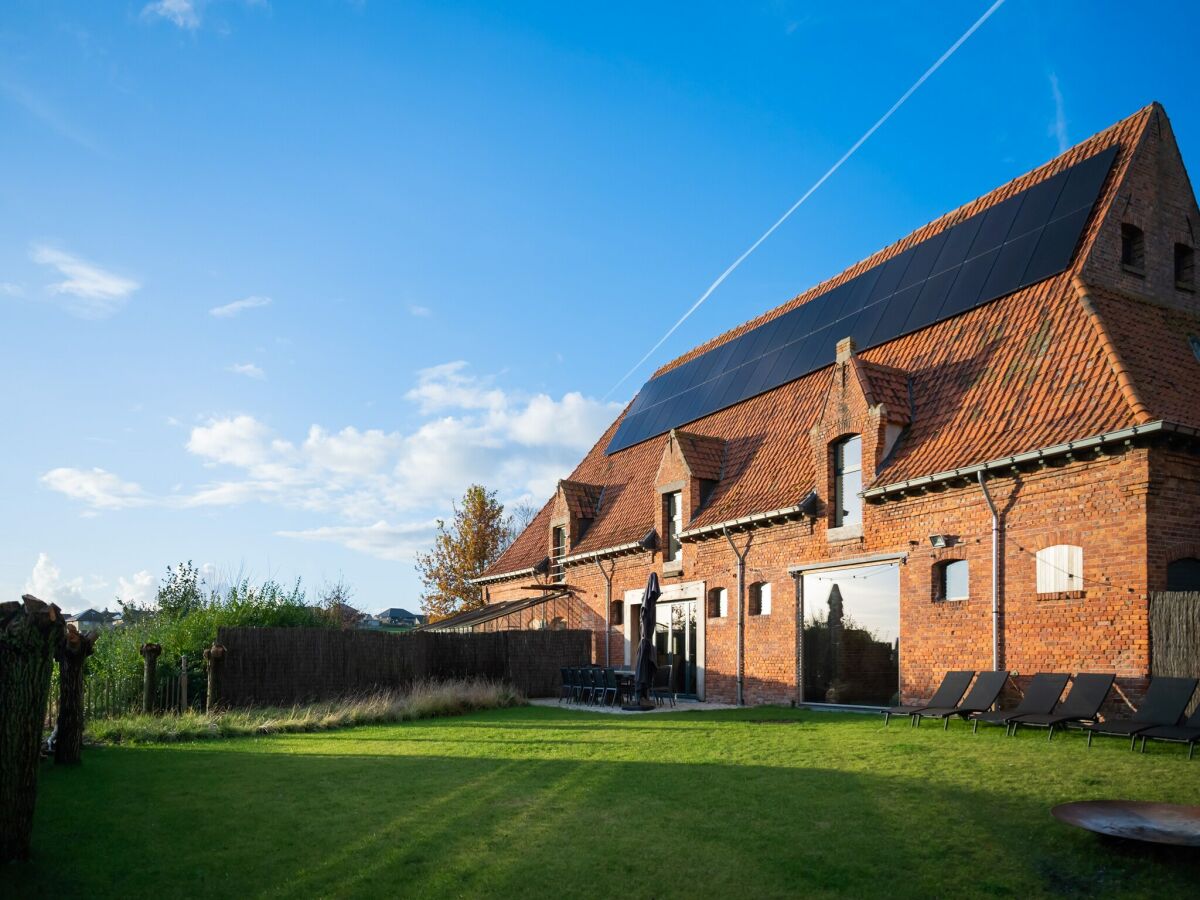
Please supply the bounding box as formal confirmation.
[1121,223,1145,274]
[1174,243,1194,291]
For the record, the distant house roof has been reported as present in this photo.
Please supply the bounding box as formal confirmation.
[377,607,423,620]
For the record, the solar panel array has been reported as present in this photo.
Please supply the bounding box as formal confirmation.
[606,145,1118,455]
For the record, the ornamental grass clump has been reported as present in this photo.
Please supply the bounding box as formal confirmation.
[86,677,524,744]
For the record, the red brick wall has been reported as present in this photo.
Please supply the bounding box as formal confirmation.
[484,444,1168,709]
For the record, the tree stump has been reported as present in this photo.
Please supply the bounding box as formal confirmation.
[203,642,226,713]
[140,642,162,714]
[1,594,66,862]
[54,624,96,765]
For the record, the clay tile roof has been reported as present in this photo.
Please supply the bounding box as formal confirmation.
[673,429,726,481]
[483,105,1173,579]
[559,480,603,519]
[856,361,912,425]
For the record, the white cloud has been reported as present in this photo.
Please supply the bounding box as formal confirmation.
[29,244,139,318]
[227,362,265,379]
[406,361,506,413]
[23,553,106,615]
[0,282,23,296]
[44,362,621,560]
[116,570,157,607]
[277,520,440,562]
[210,295,272,318]
[408,304,432,317]
[142,0,200,29]
[40,467,149,510]
[1049,73,1068,154]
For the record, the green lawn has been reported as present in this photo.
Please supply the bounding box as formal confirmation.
[12,705,1200,898]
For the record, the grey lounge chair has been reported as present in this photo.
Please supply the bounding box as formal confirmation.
[882,670,974,726]
[1008,673,1115,740]
[971,673,1070,733]
[1081,676,1197,749]
[912,671,1009,729]
[1137,705,1200,759]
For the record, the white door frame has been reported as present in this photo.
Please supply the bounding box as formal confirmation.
[623,579,706,700]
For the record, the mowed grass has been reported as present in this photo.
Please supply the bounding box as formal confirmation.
[12,705,1200,899]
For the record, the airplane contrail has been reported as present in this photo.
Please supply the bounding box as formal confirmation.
[604,0,1007,400]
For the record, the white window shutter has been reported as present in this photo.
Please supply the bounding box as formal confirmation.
[760,583,772,615]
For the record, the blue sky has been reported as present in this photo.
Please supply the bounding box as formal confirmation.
[3,1,1197,614]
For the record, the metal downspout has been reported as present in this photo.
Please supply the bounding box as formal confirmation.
[723,526,747,706]
[977,471,1000,670]
[593,557,613,667]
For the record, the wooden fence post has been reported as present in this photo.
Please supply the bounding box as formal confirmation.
[180,654,188,712]
[203,643,226,713]
[54,624,96,765]
[139,643,162,714]
[1,595,66,862]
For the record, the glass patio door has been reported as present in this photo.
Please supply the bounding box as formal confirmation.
[654,599,698,697]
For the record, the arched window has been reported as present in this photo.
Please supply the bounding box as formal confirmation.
[934,559,969,602]
[707,587,728,618]
[1121,223,1145,273]
[749,582,772,616]
[1167,558,1200,592]
[832,435,863,528]
[1036,544,1083,594]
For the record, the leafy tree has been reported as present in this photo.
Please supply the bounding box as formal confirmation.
[501,501,539,553]
[317,577,361,628]
[416,485,510,621]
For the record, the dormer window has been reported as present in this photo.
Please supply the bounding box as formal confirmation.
[833,435,863,528]
[551,526,566,582]
[663,490,682,564]
[1175,243,1194,290]
[1121,223,1145,274]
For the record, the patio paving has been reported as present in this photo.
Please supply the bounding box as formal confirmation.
[529,697,738,714]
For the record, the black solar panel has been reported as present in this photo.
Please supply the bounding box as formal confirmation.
[606,145,1118,454]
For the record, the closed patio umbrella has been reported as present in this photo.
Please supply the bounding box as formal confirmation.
[632,572,661,707]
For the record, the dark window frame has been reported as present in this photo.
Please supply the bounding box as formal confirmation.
[663,490,683,564]
[1121,223,1145,274]
[550,525,566,583]
[1175,243,1194,291]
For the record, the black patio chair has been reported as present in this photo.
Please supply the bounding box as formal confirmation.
[559,667,571,704]
[574,667,590,704]
[602,668,622,706]
[651,665,674,707]
[568,667,582,704]
[582,668,599,705]
[912,671,1010,729]
[1008,673,1115,740]
[971,673,1070,734]
[882,670,974,727]
[1080,676,1197,749]
[1137,704,1200,759]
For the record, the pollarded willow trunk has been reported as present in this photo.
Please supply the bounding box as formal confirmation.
[0,594,66,862]
[140,643,162,714]
[54,624,96,765]
[204,642,226,713]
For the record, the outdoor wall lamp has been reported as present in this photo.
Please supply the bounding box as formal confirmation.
[928,534,957,548]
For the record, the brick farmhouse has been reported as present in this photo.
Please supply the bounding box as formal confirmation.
[442,104,1200,708]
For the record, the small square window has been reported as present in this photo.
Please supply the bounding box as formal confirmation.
[936,560,969,601]
[610,600,624,626]
[707,587,727,618]
[749,582,772,616]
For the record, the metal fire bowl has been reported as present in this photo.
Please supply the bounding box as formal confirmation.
[1052,801,1200,846]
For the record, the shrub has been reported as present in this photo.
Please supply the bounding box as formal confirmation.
[86,678,525,744]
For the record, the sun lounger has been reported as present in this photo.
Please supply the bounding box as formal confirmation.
[970,673,1069,734]
[1137,704,1200,759]
[1080,676,1197,749]
[882,670,974,726]
[1008,673,1115,740]
[911,671,1009,729]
